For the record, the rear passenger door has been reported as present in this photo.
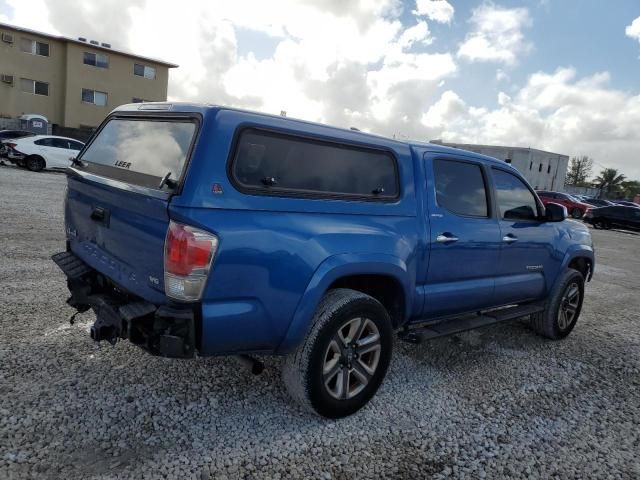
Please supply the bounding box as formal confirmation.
[422,155,501,317]
[490,168,555,305]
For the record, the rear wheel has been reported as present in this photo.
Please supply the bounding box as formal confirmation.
[594,219,610,229]
[282,288,393,418]
[530,269,584,339]
[26,155,45,172]
[571,208,583,219]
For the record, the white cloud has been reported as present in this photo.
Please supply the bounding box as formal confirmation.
[435,68,640,179]
[458,3,532,65]
[0,0,53,33]
[398,21,432,49]
[414,0,454,24]
[421,90,466,128]
[626,16,640,43]
[496,69,509,82]
[3,0,640,179]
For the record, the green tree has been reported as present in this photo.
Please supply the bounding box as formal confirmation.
[566,156,594,186]
[621,180,640,199]
[594,168,626,198]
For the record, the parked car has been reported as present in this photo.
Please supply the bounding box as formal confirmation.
[584,206,640,231]
[614,200,640,208]
[4,135,84,171]
[535,191,593,218]
[0,129,35,157]
[52,103,595,418]
[582,198,613,208]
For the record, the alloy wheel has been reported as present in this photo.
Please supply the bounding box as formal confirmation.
[558,282,581,331]
[322,317,381,400]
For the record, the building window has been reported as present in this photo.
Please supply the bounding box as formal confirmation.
[82,88,108,106]
[20,78,49,96]
[547,164,551,174]
[83,52,109,69]
[134,63,156,79]
[20,38,49,56]
[538,163,543,172]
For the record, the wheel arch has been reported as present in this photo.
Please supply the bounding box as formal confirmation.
[276,253,412,354]
[562,247,594,282]
[26,154,46,169]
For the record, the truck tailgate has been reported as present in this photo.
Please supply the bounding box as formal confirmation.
[65,173,169,304]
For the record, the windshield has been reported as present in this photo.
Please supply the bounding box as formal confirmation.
[78,117,197,190]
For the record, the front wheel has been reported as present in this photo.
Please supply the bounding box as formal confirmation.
[282,288,393,418]
[571,208,583,219]
[530,269,585,339]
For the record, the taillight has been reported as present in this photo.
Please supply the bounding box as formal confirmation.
[164,221,218,301]
[5,143,17,149]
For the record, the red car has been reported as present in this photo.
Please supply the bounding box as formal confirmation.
[536,191,592,218]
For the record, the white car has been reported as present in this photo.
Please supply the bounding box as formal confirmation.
[6,135,84,172]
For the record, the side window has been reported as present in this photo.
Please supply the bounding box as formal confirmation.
[69,141,84,151]
[492,169,540,221]
[232,129,399,199]
[51,139,69,149]
[433,159,488,217]
[35,138,54,147]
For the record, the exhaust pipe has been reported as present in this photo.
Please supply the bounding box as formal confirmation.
[234,355,264,375]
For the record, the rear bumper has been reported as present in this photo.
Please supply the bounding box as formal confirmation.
[52,251,197,358]
[7,150,25,161]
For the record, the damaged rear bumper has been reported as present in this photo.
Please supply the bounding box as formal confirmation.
[52,251,197,358]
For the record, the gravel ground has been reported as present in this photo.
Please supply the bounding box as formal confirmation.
[1,166,640,480]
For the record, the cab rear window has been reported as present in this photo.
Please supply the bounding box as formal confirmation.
[77,118,197,190]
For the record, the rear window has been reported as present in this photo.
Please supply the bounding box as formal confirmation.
[231,129,399,200]
[77,118,196,190]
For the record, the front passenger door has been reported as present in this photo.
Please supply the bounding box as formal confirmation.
[491,168,557,305]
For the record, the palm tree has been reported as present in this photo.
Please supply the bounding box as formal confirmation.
[594,168,626,198]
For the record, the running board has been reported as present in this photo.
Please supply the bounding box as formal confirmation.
[399,303,545,344]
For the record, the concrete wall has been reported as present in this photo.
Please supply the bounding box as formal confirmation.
[0,24,171,129]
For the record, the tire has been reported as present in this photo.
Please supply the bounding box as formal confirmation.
[530,269,584,340]
[282,288,393,418]
[26,155,45,172]
[571,208,583,219]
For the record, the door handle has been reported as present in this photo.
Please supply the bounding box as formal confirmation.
[503,234,518,243]
[90,206,110,227]
[436,233,459,243]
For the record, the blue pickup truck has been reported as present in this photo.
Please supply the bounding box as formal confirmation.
[53,103,594,418]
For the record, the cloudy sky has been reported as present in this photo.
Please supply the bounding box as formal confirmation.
[2,0,639,179]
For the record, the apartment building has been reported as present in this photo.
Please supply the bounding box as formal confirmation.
[431,141,569,191]
[0,23,177,129]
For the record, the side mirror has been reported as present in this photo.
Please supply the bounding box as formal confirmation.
[545,202,567,222]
